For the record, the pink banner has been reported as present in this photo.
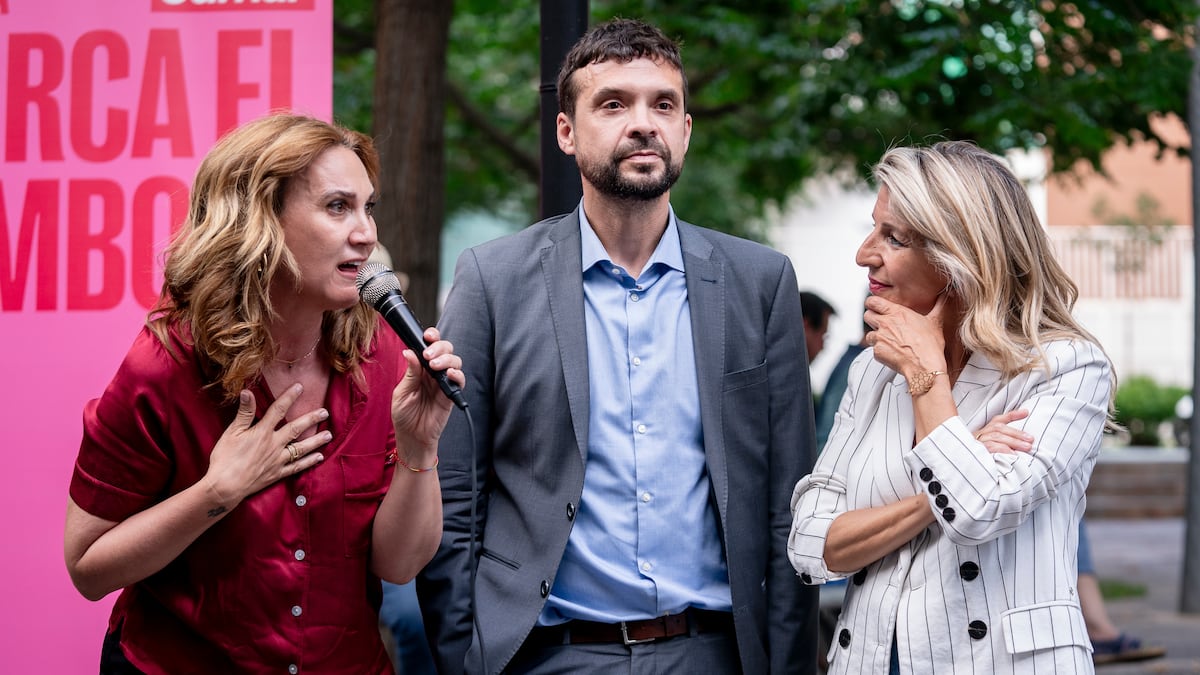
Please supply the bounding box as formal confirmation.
[0,0,331,669]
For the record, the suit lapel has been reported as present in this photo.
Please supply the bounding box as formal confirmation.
[679,222,729,520]
[954,351,1001,401]
[950,351,1004,427]
[890,350,1002,447]
[542,212,591,462]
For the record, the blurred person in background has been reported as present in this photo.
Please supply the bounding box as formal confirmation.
[800,290,837,365]
[814,311,870,450]
[1077,520,1166,665]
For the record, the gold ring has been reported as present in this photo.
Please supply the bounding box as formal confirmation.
[286,442,299,463]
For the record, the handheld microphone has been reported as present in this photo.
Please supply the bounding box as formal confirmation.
[356,261,467,410]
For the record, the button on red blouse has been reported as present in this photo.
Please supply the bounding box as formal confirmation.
[70,321,404,674]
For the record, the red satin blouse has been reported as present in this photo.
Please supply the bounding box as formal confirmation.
[70,321,404,674]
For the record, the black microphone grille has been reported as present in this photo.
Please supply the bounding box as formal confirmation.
[356,261,401,305]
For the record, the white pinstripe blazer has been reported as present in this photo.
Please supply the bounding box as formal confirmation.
[789,339,1111,675]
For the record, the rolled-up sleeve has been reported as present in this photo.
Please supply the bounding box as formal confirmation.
[788,353,873,584]
[788,470,849,583]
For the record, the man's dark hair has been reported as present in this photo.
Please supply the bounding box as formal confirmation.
[799,291,836,329]
[556,18,688,119]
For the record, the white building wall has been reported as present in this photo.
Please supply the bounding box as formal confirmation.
[770,178,877,393]
[1074,297,1193,387]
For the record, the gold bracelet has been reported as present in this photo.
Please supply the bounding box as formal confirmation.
[907,370,947,397]
[397,455,439,473]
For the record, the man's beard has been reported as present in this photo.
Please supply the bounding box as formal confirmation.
[578,138,682,201]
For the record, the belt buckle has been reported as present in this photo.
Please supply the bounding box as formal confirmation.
[620,620,656,645]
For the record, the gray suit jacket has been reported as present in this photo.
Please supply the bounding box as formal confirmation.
[417,208,818,674]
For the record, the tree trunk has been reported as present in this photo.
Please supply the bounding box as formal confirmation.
[372,0,453,320]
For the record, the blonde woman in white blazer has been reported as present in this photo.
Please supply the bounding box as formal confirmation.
[789,141,1114,675]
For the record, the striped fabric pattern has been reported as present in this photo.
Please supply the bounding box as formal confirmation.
[790,339,1110,674]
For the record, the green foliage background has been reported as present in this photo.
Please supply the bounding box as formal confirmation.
[334,1,1196,240]
[1115,374,1190,446]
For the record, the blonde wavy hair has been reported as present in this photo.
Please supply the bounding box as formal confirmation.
[874,141,1114,403]
[149,113,380,402]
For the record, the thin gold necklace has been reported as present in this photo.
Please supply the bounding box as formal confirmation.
[276,336,320,370]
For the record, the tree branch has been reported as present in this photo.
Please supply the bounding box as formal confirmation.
[446,80,540,180]
[334,19,374,54]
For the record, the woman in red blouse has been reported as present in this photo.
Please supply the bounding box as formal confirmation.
[64,113,462,674]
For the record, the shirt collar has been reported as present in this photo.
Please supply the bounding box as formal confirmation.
[578,201,685,274]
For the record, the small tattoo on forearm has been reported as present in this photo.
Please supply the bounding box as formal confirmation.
[207,506,227,518]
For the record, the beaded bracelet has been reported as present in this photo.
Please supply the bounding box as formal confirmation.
[397,455,439,473]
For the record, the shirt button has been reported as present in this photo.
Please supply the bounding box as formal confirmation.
[612,267,623,277]
[295,495,307,507]
[632,356,642,366]
[630,293,640,302]
[636,424,647,434]
[959,561,980,581]
[641,561,652,572]
[291,605,303,617]
[641,492,652,503]
[294,549,306,561]
[288,665,299,674]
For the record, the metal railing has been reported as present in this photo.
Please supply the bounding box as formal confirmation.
[1048,225,1192,300]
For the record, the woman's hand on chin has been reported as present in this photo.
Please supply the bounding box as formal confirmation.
[864,292,948,378]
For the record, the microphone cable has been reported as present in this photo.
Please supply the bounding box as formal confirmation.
[459,404,489,674]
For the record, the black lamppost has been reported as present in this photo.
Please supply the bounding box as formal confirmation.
[1183,3,1200,614]
[538,0,588,219]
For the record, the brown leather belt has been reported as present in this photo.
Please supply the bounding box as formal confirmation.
[526,608,734,647]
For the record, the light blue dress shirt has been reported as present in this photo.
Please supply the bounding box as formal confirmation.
[538,205,732,625]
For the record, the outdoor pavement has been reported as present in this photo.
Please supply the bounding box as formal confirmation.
[1088,517,1200,674]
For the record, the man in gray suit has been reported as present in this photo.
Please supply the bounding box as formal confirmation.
[417,18,818,674]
